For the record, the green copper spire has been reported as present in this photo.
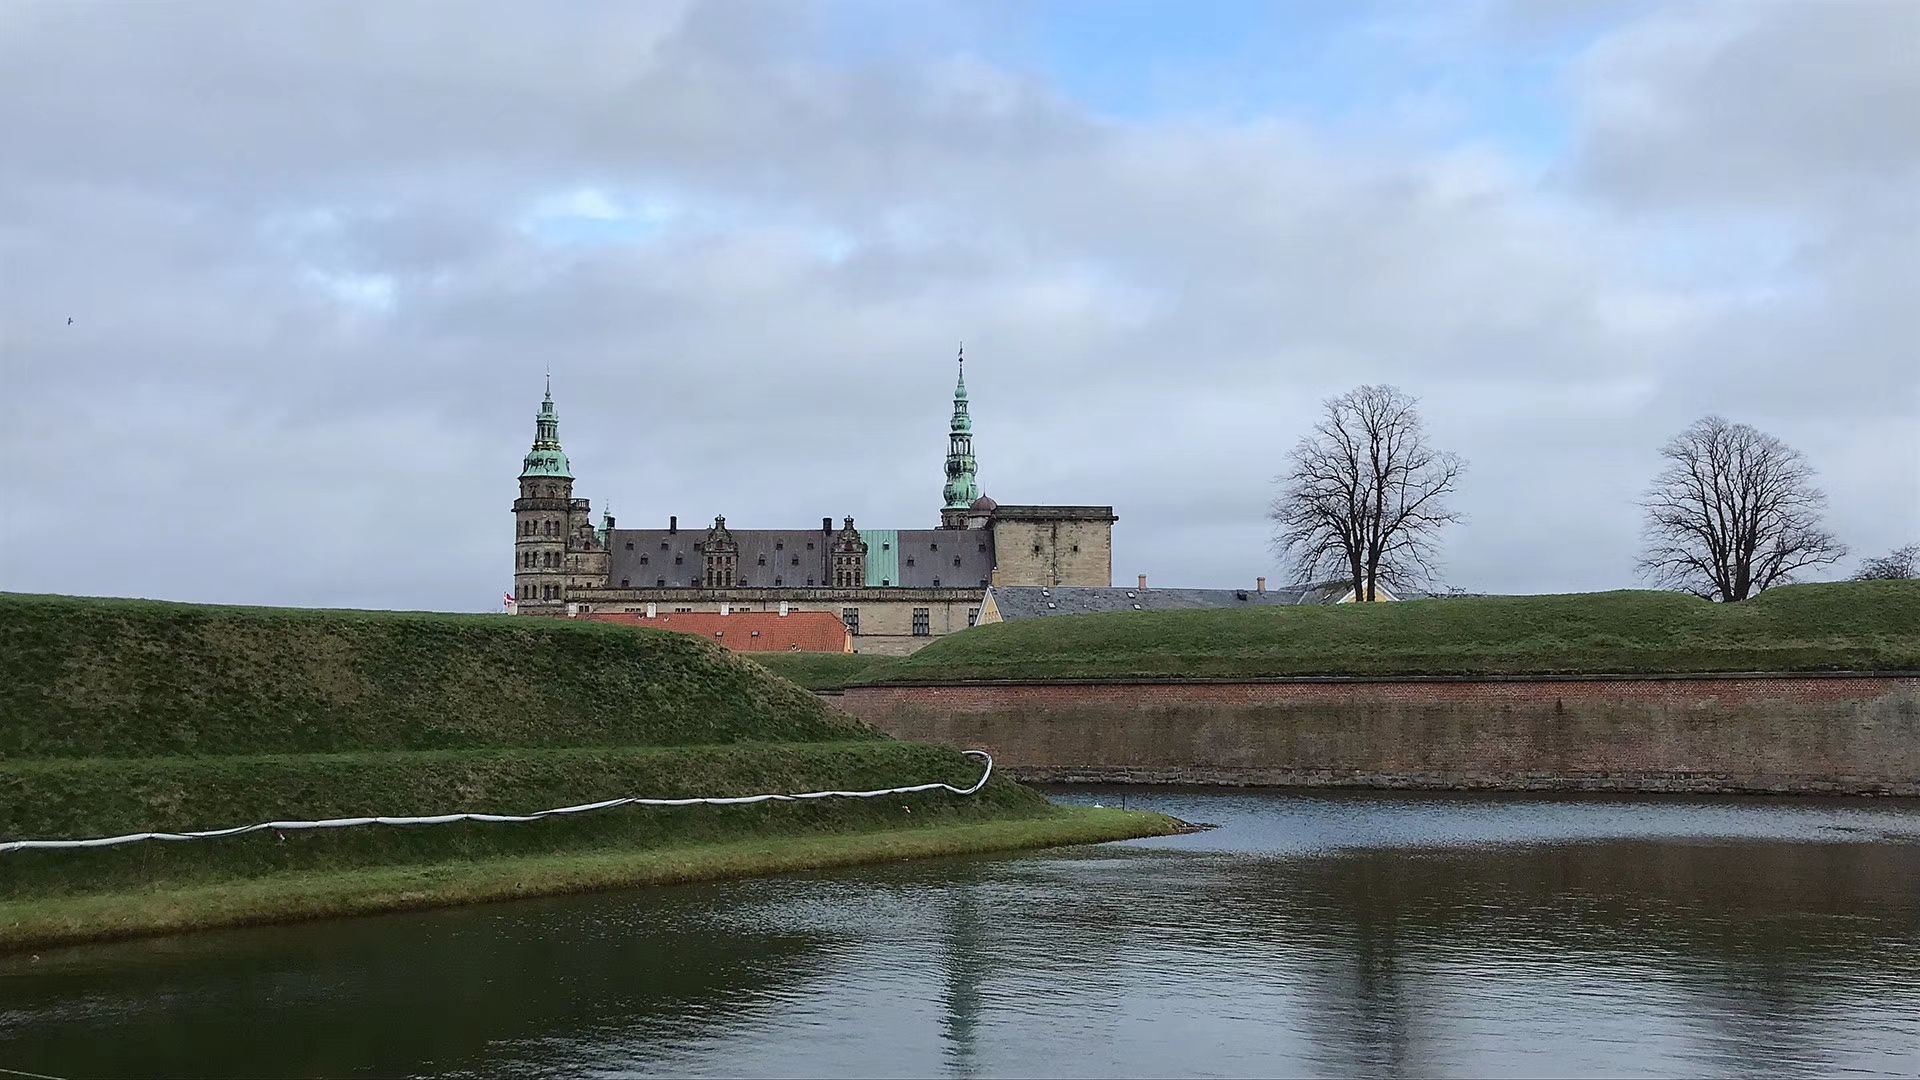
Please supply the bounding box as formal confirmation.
[942,344,980,510]
[520,373,574,479]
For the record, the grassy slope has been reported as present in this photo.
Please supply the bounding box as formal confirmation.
[0,809,1178,952]
[861,582,1920,683]
[0,594,1173,947]
[0,592,871,758]
[749,652,894,689]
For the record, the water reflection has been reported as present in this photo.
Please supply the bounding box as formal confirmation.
[3,789,1917,1078]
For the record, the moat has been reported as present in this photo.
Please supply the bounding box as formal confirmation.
[5,788,1918,1078]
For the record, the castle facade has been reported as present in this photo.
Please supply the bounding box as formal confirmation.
[511,355,1117,654]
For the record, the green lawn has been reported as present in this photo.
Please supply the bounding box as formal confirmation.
[858,581,1920,683]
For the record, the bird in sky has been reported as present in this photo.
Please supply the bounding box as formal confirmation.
[67,317,73,325]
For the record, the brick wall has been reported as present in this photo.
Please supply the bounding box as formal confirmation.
[830,675,1920,795]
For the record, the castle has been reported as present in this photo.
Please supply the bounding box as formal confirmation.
[512,353,1118,653]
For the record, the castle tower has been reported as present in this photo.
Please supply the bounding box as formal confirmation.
[939,346,981,528]
[513,377,575,611]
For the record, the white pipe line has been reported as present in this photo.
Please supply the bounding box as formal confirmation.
[0,750,993,853]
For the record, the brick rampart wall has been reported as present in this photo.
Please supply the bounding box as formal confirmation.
[830,675,1920,795]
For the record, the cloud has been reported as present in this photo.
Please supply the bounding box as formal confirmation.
[0,0,1912,609]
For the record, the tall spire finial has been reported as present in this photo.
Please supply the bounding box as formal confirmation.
[941,343,979,518]
[544,364,552,401]
[522,374,573,479]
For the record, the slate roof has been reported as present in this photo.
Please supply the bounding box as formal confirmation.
[606,526,994,590]
[580,611,851,653]
[986,580,1363,620]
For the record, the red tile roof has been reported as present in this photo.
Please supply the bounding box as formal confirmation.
[580,610,852,653]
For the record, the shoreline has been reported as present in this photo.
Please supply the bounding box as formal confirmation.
[0,807,1178,955]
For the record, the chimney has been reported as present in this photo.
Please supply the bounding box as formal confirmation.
[669,515,678,534]
[1256,577,1267,593]
[823,516,833,532]
[1138,573,1149,590]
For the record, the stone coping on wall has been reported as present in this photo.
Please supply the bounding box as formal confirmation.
[831,670,1920,690]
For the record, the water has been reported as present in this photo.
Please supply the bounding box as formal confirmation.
[4,787,1919,1078]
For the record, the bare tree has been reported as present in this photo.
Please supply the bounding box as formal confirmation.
[1638,416,1844,601]
[1853,544,1919,581]
[1270,384,1464,601]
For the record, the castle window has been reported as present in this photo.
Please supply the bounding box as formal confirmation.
[1032,544,1041,554]
[882,579,891,587]
[640,556,649,565]
[674,556,683,565]
[625,542,634,550]
[694,542,703,552]
[1072,544,1080,552]
[757,557,766,566]
[657,579,666,587]
[953,557,962,567]
[905,557,915,567]
[775,542,784,551]
[620,579,629,587]
[807,542,815,550]
[841,608,860,634]
[661,542,669,550]
[967,607,979,626]
[775,577,783,586]
[676,607,692,613]
[791,556,799,566]
[932,578,941,587]
[807,578,815,586]
[931,543,938,551]
[882,542,890,551]
[911,608,930,636]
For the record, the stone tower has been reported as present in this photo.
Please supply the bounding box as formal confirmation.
[513,377,575,611]
[939,346,981,528]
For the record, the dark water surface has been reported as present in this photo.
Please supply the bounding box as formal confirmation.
[4,788,1919,1078]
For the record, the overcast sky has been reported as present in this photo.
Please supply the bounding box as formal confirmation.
[2,0,1914,610]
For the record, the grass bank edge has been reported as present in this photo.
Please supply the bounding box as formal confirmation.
[849,582,1920,685]
[0,807,1178,954]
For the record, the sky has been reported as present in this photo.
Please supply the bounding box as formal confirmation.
[1,0,1915,610]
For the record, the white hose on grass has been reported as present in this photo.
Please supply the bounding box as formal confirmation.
[0,749,993,853]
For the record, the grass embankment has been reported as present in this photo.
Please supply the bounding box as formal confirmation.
[0,594,1175,950]
[859,581,1920,683]
[750,652,894,690]
[0,809,1169,951]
